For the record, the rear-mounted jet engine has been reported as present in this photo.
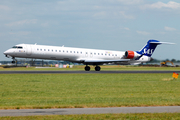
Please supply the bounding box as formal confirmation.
[125,51,140,59]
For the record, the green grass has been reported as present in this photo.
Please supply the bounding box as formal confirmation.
[0,73,180,109]
[0,65,180,71]
[1,113,180,120]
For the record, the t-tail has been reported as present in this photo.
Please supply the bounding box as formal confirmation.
[125,39,174,60]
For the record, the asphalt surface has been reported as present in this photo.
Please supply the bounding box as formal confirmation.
[0,70,180,74]
[1,106,180,116]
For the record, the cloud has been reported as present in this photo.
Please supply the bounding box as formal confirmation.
[6,19,37,27]
[119,11,135,19]
[164,26,176,31]
[124,27,130,30]
[136,31,150,35]
[9,31,31,36]
[0,5,11,11]
[41,22,49,27]
[117,0,143,5]
[93,11,106,18]
[143,1,180,10]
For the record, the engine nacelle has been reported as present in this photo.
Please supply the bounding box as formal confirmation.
[125,51,140,59]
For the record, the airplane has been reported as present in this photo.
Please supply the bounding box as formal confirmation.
[3,39,174,71]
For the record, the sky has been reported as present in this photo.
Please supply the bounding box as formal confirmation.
[0,0,179,61]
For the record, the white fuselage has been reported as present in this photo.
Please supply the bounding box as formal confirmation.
[4,44,151,65]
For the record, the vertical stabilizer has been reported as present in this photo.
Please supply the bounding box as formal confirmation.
[136,39,174,57]
[136,40,159,57]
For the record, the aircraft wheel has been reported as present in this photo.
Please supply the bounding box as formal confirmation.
[95,66,101,71]
[85,66,90,71]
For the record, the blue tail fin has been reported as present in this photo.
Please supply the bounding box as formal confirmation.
[136,40,165,57]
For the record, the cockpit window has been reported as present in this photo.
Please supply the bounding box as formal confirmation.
[18,46,23,49]
[12,46,23,49]
[12,46,17,48]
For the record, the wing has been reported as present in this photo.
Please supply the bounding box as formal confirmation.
[79,59,130,64]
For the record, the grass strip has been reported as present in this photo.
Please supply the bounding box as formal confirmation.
[0,73,180,109]
[1,113,180,120]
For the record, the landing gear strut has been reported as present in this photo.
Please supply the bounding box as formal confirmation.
[12,57,17,65]
[84,65,90,71]
[95,66,101,71]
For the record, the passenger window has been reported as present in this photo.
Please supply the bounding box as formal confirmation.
[44,49,46,51]
[59,50,61,52]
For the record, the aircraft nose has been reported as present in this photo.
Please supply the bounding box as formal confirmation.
[4,50,8,55]
[4,49,11,55]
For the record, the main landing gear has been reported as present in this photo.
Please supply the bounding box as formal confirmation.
[85,65,90,71]
[84,65,101,71]
[95,66,101,71]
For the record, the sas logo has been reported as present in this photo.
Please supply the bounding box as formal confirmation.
[19,50,25,53]
[144,48,154,55]
[105,51,112,54]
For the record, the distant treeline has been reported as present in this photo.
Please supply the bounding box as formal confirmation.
[149,59,180,63]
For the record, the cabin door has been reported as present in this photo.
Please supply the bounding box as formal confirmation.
[26,45,32,56]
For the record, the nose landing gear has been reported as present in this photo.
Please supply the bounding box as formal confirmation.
[12,57,17,65]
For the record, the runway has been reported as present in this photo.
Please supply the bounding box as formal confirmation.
[1,106,180,116]
[0,70,180,74]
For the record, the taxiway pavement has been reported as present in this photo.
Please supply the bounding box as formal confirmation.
[1,106,180,116]
[0,70,180,74]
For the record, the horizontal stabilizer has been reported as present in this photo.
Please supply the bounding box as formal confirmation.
[149,41,175,45]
